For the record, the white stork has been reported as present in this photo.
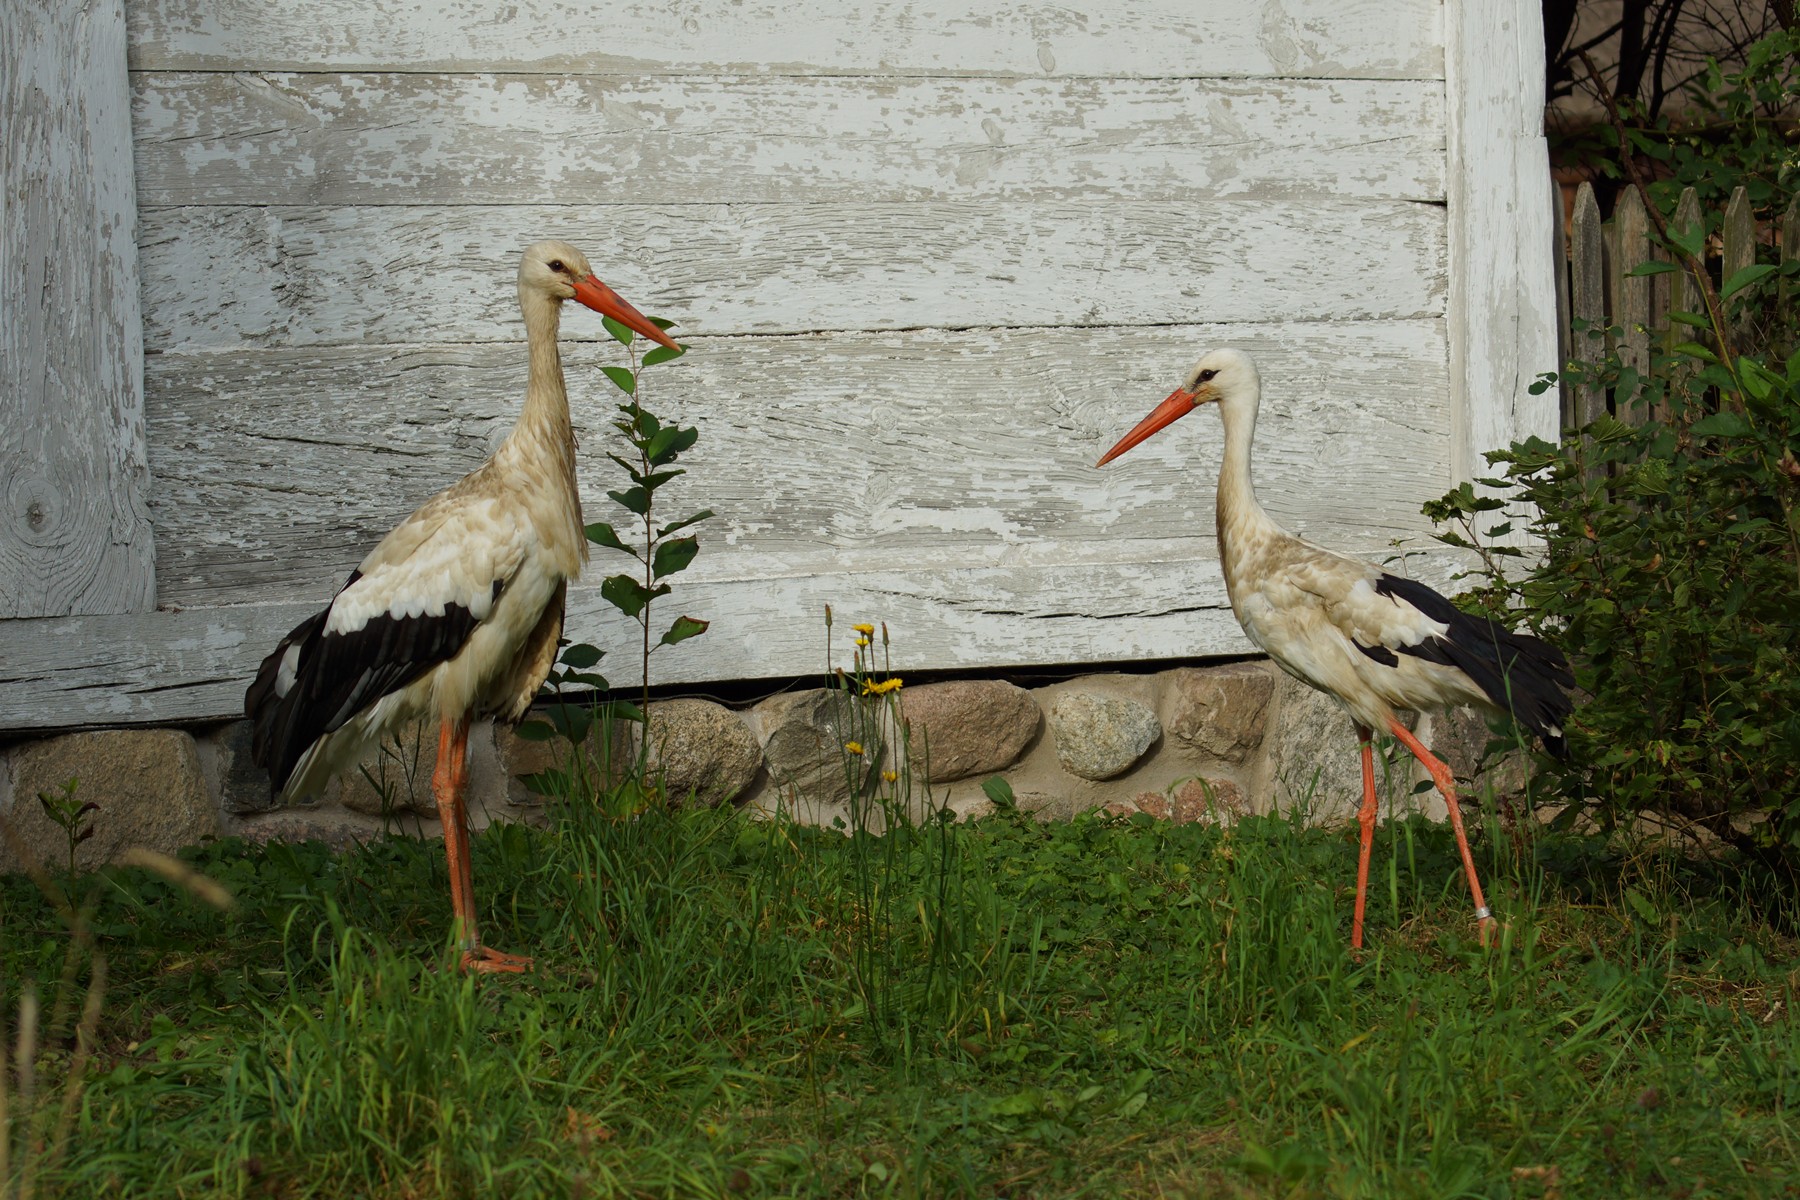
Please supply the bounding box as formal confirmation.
[245,240,680,973]
[1097,349,1572,948]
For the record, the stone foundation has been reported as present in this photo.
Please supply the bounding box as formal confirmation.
[0,660,1523,874]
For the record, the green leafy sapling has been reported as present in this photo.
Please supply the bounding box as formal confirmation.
[36,777,97,879]
[587,313,712,724]
[520,312,709,803]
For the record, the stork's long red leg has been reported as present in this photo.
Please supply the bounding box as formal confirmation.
[1351,725,1377,951]
[432,717,533,974]
[1386,717,1496,946]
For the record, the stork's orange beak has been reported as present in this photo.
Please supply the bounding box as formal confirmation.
[1096,388,1197,466]
[571,274,681,351]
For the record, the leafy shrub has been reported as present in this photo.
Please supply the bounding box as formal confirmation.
[1428,333,1800,871]
[1430,28,1800,879]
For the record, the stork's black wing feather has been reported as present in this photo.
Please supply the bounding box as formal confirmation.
[245,571,497,797]
[1373,574,1574,755]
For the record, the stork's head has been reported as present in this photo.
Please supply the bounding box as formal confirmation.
[1096,348,1260,466]
[518,239,680,351]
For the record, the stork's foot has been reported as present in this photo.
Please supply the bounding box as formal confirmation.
[460,945,535,975]
[1475,909,1502,950]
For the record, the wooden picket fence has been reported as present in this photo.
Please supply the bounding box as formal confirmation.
[1556,180,1800,429]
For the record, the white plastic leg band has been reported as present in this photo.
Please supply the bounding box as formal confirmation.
[1474,906,1492,920]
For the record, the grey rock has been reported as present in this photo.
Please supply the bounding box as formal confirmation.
[1049,692,1161,781]
[335,720,442,817]
[900,680,1040,782]
[2,730,218,874]
[645,699,761,808]
[757,689,882,806]
[1171,777,1246,824]
[1130,779,1243,823]
[211,720,280,814]
[1164,663,1275,763]
[235,811,378,854]
[1421,707,1532,799]
[494,711,635,806]
[1268,675,1417,823]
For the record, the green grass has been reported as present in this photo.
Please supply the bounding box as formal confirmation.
[3,782,1798,1199]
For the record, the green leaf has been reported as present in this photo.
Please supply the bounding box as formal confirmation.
[511,720,558,742]
[659,615,709,646]
[547,705,593,744]
[1624,887,1659,925]
[651,535,699,577]
[560,643,604,669]
[1739,358,1782,401]
[1625,260,1679,277]
[980,776,1018,809]
[1721,263,1777,299]
[641,345,685,367]
[608,486,650,515]
[648,316,676,331]
[602,316,633,345]
[563,671,610,690]
[583,522,633,553]
[1666,226,1705,259]
[1671,341,1718,363]
[1689,411,1750,437]
[601,366,636,395]
[605,699,646,724]
[657,509,715,539]
[1666,310,1713,328]
[646,425,700,464]
[632,469,684,491]
[600,574,670,618]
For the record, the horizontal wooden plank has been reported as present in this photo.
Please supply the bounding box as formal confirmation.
[127,0,1442,79]
[144,321,1452,609]
[132,72,1445,207]
[0,559,1235,730]
[0,538,1477,733]
[137,202,1446,350]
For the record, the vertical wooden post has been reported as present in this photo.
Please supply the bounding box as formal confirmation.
[1644,198,1672,425]
[1781,192,1800,313]
[1,0,155,617]
[1553,174,1573,431]
[1669,188,1706,328]
[1444,0,1561,492]
[1721,185,1756,351]
[1610,187,1651,420]
[1568,183,1607,428]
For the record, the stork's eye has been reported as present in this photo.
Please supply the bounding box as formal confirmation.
[1197,369,1218,384]
[547,259,566,274]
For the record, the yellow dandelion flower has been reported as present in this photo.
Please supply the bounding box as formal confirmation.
[861,677,904,695]
[882,770,898,784]
[855,636,870,647]
[852,623,875,635]
[844,741,865,756]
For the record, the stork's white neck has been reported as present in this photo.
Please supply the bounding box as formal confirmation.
[1213,387,1284,591]
[514,288,571,440]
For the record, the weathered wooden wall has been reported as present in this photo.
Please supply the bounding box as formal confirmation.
[0,0,1560,731]
[1,0,155,620]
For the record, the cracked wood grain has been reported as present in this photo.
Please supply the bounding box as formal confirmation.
[138,201,1447,350]
[1,0,155,617]
[144,321,1452,609]
[131,73,1445,208]
[127,0,1442,78]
